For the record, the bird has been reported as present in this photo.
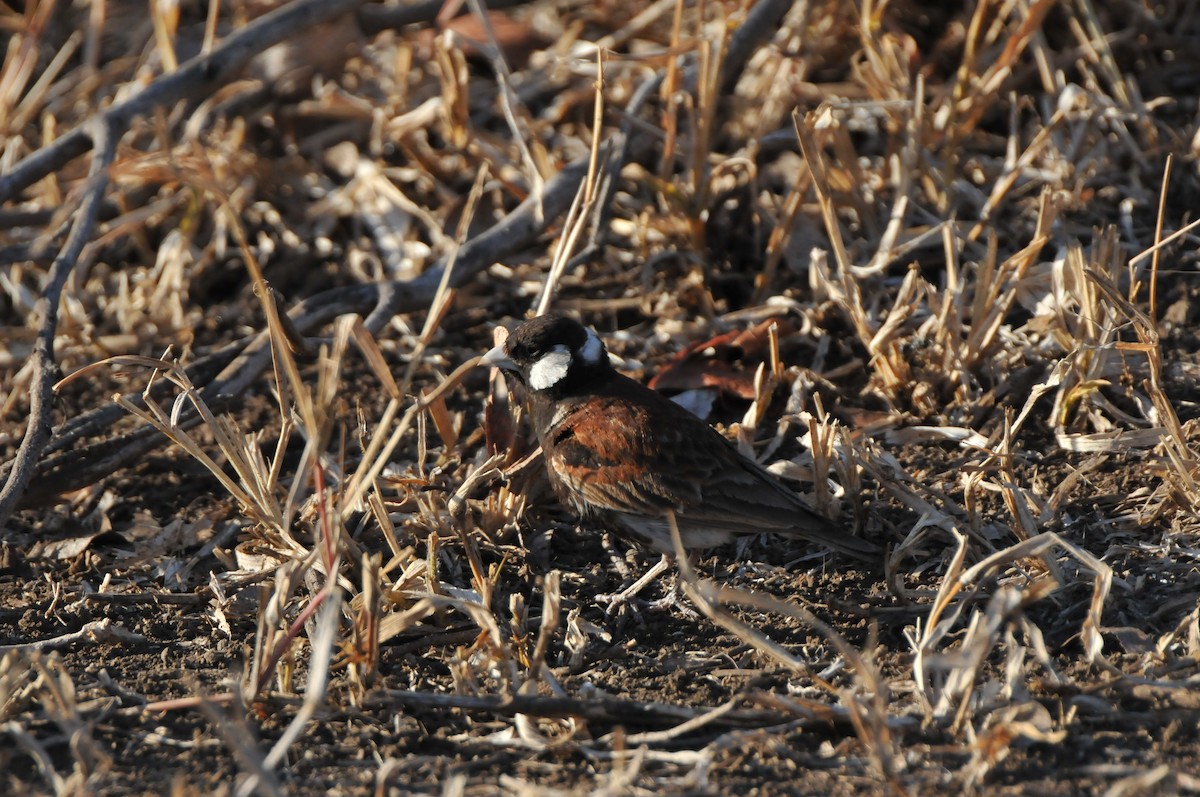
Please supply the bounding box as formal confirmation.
[478,314,878,604]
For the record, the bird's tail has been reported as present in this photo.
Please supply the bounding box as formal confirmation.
[793,510,881,561]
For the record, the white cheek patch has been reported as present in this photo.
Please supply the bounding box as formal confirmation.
[529,345,572,390]
[578,328,604,365]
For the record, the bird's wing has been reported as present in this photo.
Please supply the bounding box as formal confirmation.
[546,380,878,559]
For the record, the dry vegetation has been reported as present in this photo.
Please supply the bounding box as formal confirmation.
[2,0,1200,794]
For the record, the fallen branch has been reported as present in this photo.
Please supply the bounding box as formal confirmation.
[0,618,147,654]
[362,688,774,730]
[0,120,116,529]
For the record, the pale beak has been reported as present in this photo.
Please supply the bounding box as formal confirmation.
[478,342,517,372]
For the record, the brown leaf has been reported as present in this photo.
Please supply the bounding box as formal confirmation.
[28,532,106,560]
[649,317,794,400]
[419,11,546,68]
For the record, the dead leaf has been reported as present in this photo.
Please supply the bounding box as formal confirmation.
[28,532,107,560]
[424,10,547,68]
[649,317,794,400]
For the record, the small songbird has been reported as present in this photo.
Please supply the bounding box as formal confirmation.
[477,314,878,580]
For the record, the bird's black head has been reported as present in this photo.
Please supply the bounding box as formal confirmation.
[480,314,612,396]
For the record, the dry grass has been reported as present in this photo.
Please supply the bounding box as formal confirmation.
[3,0,1200,795]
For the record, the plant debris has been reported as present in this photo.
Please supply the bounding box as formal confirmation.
[2,0,1200,795]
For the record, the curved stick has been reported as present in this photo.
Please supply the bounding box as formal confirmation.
[0,119,117,527]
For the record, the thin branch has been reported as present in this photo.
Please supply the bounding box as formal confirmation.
[0,618,147,654]
[0,119,116,530]
[362,688,775,730]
